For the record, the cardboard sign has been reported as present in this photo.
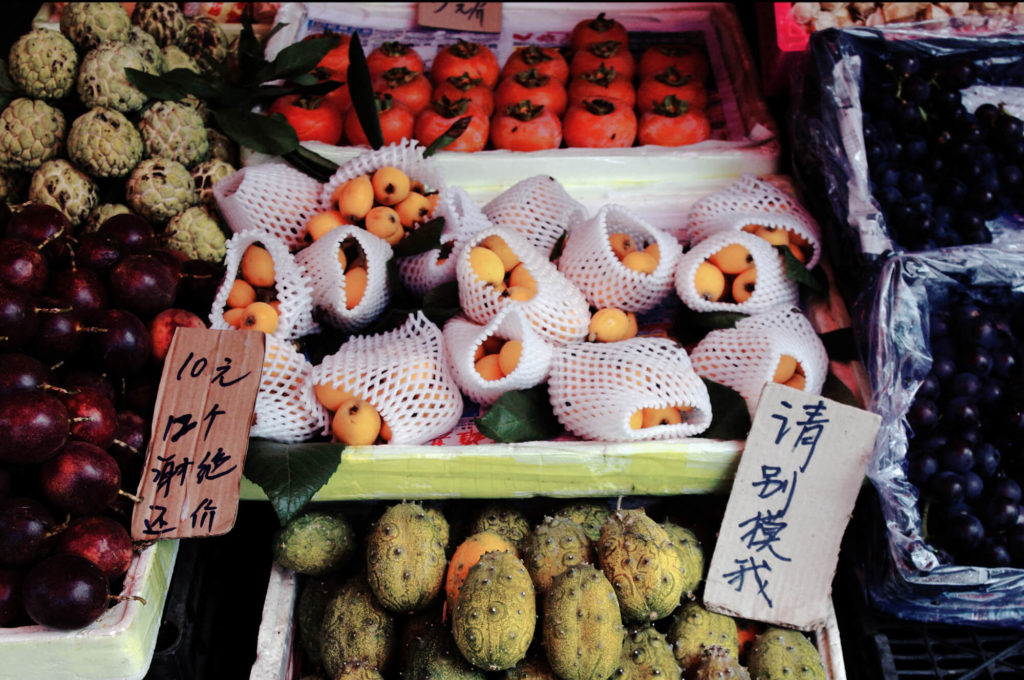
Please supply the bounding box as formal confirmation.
[703,383,880,630]
[417,2,502,33]
[131,328,264,540]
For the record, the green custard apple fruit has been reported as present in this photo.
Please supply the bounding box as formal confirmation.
[67,107,144,178]
[0,98,66,173]
[8,28,79,100]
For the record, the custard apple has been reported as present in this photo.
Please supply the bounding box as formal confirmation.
[28,159,99,227]
[77,42,155,113]
[8,28,79,100]
[128,26,163,74]
[60,2,132,52]
[132,2,188,48]
[138,101,208,168]
[206,127,239,165]
[67,107,144,178]
[160,45,201,74]
[0,98,66,173]
[191,158,236,208]
[162,206,227,262]
[84,203,133,232]
[126,157,198,224]
[181,17,229,76]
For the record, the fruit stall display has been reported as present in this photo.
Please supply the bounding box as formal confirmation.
[792,20,1024,626]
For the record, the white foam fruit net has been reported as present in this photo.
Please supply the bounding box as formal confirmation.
[684,174,822,267]
[548,337,712,442]
[456,227,591,345]
[558,204,682,313]
[209,230,318,339]
[213,162,324,251]
[482,175,587,256]
[689,306,829,416]
[311,312,463,445]
[320,140,449,214]
[251,335,330,443]
[294,225,393,332]
[674,230,799,315]
[442,306,554,406]
[398,187,493,297]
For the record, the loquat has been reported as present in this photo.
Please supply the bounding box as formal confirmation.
[314,382,356,411]
[746,224,789,246]
[344,266,368,309]
[333,175,375,223]
[223,307,246,328]
[588,308,631,342]
[785,241,807,264]
[331,398,382,446]
[497,339,522,376]
[306,209,346,243]
[694,261,726,302]
[731,267,757,303]
[240,301,279,334]
[475,353,504,381]
[480,235,519,272]
[785,372,806,390]
[468,246,506,286]
[364,205,404,245]
[226,278,256,309]
[241,244,275,288]
[608,232,637,260]
[773,354,799,384]
[621,250,658,274]
[641,406,683,428]
[708,243,753,275]
[394,191,433,228]
[629,409,644,430]
[371,166,411,206]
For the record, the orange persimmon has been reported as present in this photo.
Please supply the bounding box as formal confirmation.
[563,96,636,148]
[372,67,432,116]
[567,64,635,109]
[569,40,636,81]
[432,72,495,118]
[636,66,708,114]
[490,100,562,151]
[414,96,490,152]
[638,44,709,82]
[570,12,629,52]
[267,94,344,145]
[431,39,500,89]
[366,41,424,79]
[637,96,711,147]
[500,45,569,85]
[344,93,415,147]
[494,69,568,118]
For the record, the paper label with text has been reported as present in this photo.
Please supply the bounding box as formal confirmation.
[417,2,502,33]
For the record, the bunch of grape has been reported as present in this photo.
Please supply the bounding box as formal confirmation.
[0,202,222,629]
[860,49,1024,251]
[904,289,1024,567]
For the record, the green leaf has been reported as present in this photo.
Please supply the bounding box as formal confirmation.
[392,216,445,258]
[421,280,462,327]
[243,439,343,525]
[282,145,339,184]
[161,68,241,103]
[212,109,299,156]
[347,32,383,149]
[672,306,747,346]
[259,35,339,83]
[776,245,827,294]
[549,230,567,261]
[125,67,190,100]
[475,385,562,443]
[235,11,267,79]
[700,378,752,440]
[820,371,860,408]
[423,116,471,157]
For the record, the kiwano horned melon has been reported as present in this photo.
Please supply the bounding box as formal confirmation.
[525,515,593,594]
[504,651,560,680]
[695,645,750,680]
[273,511,355,576]
[296,573,342,669]
[542,563,623,680]
[555,501,610,543]
[666,601,739,674]
[332,659,386,680]
[446,530,517,612]
[470,503,532,552]
[613,625,682,680]
[661,521,704,600]
[366,501,449,613]
[597,508,684,622]
[452,550,536,671]
[403,613,487,680]
[320,575,397,678]
[746,627,825,680]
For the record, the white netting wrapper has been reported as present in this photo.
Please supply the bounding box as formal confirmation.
[214,162,324,251]
[690,306,829,416]
[294,225,392,332]
[482,175,588,256]
[674,230,799,314]
[311,312,463,445]
[397,187,493,297]
[558,204,682,313]
[442,306,554,406]
[209,230,318,339]
[456,227,591,345]
[250,335,330,443]
[548,337,712,442]
[685,174,822,267]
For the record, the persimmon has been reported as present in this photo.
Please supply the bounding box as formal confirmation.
[372,67,432,116]
[307,31,351,76]
[500,46,569,85]
[344,93,415,147]
[366,41,424,79]
[567,64,635,109]
[570,40,636,81]
[636,66,708,114]
[490,101,562,152]
[414,96,489,152]
[563,97,636,148]
[432,73,495,118]
[637,96,711,147]
[638,44,709,82]
[267,94,345,145]
[570,12,629,53]
[494,69,567,118]
[431,39,500,89]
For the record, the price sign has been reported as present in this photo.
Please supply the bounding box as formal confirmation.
[131,328,264,540]
[703,382,880,630]
[417,2,502,33]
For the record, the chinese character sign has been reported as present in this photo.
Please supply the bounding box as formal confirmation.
[703,383,880,630]
[417,2,503,33]
[131,329,264,540]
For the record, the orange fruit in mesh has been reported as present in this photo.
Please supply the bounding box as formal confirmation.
[708,243,753,275]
